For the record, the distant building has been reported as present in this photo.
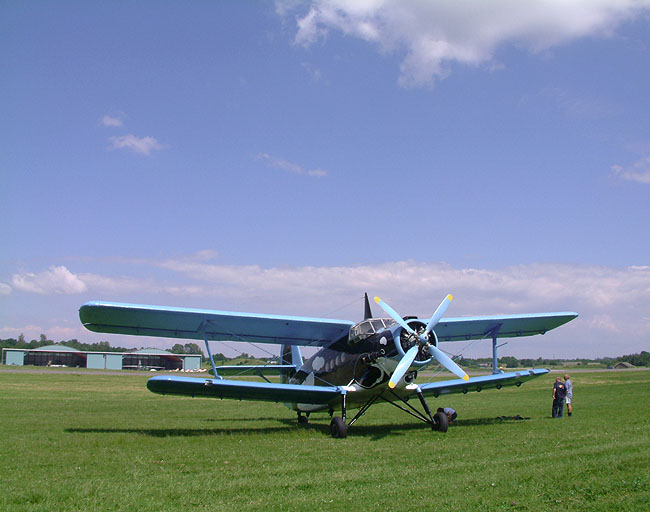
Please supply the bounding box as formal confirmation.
[613,361,635,369]
[2,345,202,371]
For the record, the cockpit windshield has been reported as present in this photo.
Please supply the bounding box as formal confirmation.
[348,318,396,344]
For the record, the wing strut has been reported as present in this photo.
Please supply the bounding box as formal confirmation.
[487,323,503,375]
[198,319,221,380]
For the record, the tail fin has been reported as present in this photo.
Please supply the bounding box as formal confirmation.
[280,344,303,384]
[364,292,373,320]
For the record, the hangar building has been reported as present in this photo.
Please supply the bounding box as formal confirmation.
[2,345,202,371]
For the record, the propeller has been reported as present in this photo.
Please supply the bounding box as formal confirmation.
[374,295,469,388]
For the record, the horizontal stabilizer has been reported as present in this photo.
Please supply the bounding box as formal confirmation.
[147,375,344,404]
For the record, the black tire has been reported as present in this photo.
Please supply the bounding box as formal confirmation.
[297,414,309,424]
[433,411,449,433]
[330,417,347,438]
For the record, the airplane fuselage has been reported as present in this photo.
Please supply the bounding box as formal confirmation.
[285,319,432,412]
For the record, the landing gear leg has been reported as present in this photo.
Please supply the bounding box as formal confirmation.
[330,392,348,438]
[416,389,437,430]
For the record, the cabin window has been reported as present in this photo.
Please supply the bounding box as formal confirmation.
[348,318,395,344]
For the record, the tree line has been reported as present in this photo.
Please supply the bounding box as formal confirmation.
[0,335,204,357]
[460,352,650,368]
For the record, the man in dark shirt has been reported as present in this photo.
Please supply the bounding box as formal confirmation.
[552,376,567,418]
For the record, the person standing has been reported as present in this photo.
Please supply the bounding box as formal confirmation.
[552,376,567,418]
[564,374,573,416]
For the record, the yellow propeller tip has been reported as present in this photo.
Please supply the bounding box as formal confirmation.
[374,296,381,304]
[388,381,396,389]
[448,294,453,301]
[463,374,469,381]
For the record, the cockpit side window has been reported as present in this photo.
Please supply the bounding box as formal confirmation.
[370,320,383,332]
[349,318,395,344]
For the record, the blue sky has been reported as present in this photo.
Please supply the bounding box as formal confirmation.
[2,1,649,359]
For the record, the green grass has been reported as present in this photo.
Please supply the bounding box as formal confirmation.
[0,369,648,511]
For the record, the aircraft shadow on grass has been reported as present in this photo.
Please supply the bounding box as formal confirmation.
[64,415,526,440]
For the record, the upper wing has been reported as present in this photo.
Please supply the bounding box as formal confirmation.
[434,312,578,342]
[79,301,354,347]
[417,368,549,397]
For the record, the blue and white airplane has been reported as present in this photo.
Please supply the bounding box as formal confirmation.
[79,294,577,438]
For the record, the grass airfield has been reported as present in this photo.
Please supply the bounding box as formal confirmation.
[1,368,648,511]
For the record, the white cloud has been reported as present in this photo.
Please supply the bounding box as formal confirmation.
[612,156,650,184]
[0,283,11,295]
[191,249,220,261]
[9,259,649,357]
[108,134,163,156]
[77,273,152,295]
[11,266,87,294]
[256,153,327,177]
[45,326,80,339]
[280,0,650,87]
[0,325,45,338]
[101,115,123,127]
[301,61,323,82]
[0,325,79,342]
[136,259,650,357]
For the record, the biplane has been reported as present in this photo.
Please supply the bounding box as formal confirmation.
[79,294,577,437]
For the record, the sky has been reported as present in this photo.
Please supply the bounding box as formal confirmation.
[2,1,650,360]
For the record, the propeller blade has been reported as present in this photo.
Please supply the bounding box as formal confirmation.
[424,294,453,337]
[388,345,419,389]
[376,294,469,382]
[428,344,469,381]
[374,296,415,335]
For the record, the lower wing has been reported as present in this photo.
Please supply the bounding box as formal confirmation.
[147,375,344,404]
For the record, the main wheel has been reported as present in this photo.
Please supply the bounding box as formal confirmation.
[330,417,348,438]
[433,411,449,433]
[297,414,309,424]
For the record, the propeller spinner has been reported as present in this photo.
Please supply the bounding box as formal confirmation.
[374,295,469,388]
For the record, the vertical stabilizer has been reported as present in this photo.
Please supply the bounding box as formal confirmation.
[280,344,303,384]
[364,292,373,320]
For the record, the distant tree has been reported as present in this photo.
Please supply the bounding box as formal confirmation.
[170,343,185,354]
[499,356,519,368]
[619,351,650,367]
[183,343,204,356]
[91,341,112,352]
[27,337,42,349]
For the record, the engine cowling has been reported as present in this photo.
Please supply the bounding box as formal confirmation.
[397,319,436,366]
